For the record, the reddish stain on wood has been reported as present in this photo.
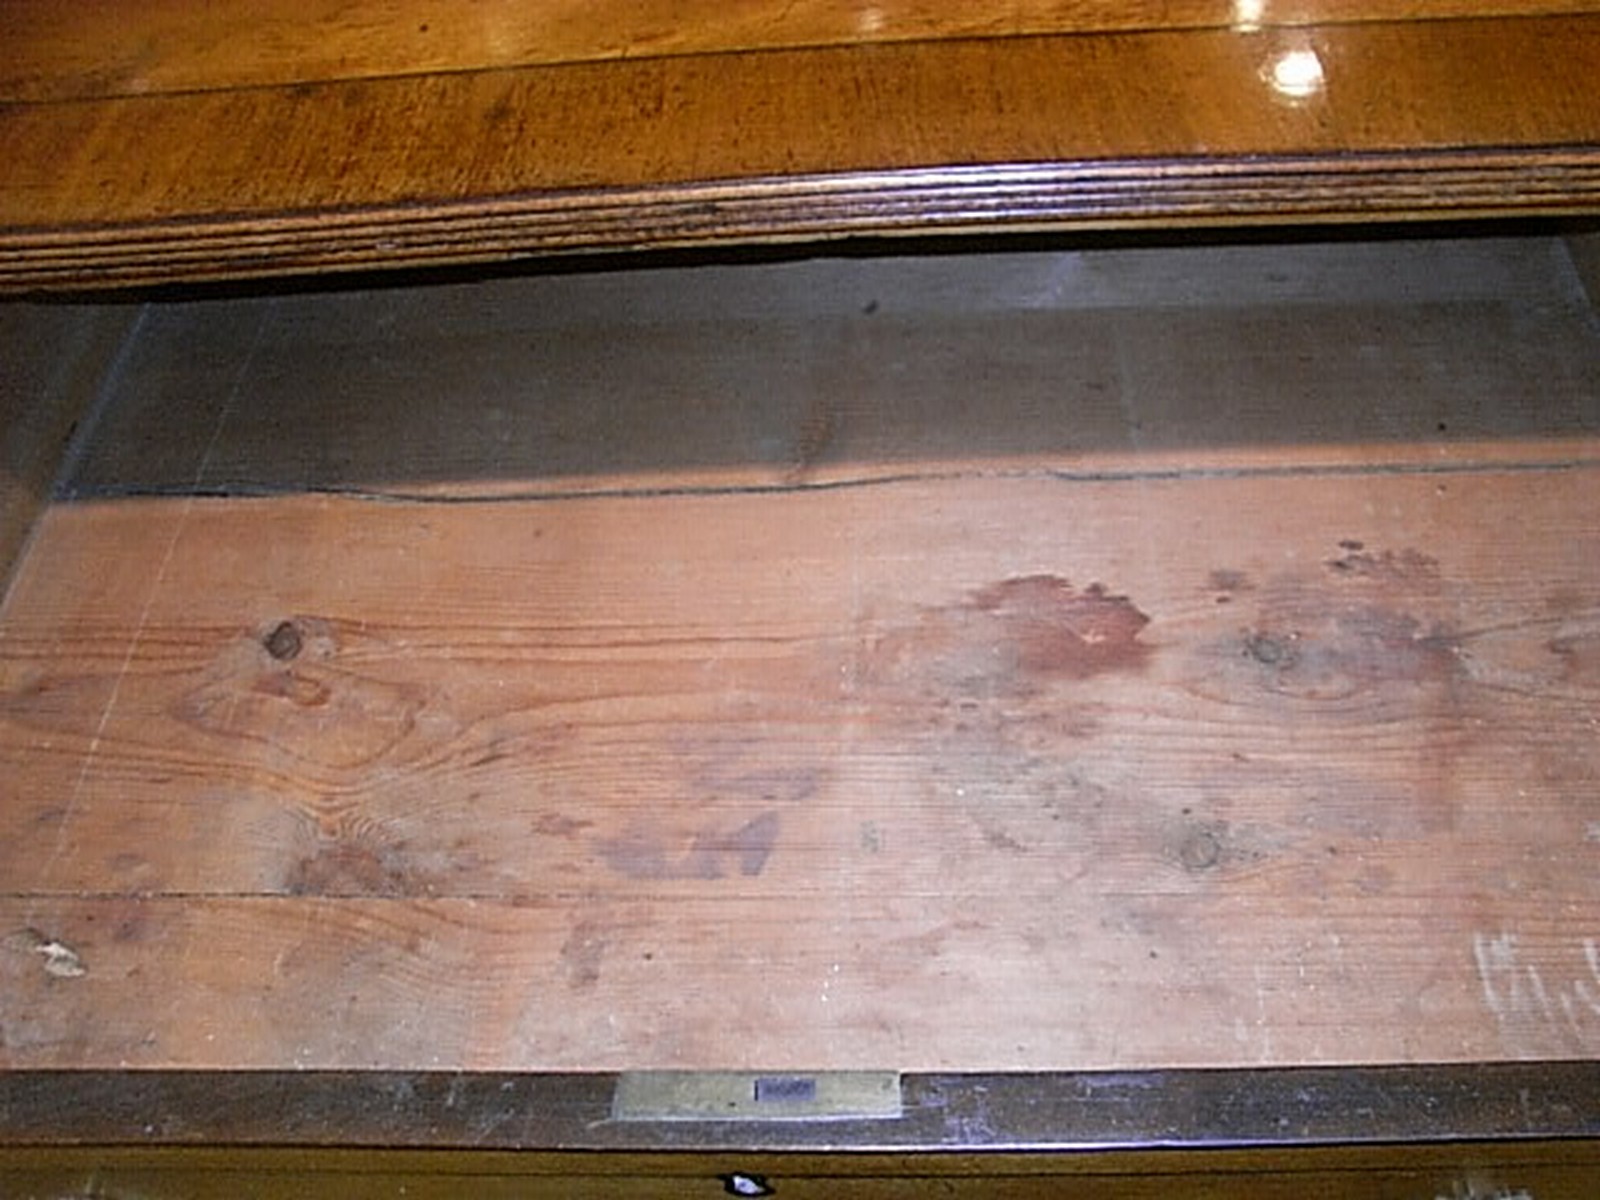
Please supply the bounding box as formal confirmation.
[863,575,1153,703]
[964,575,1153,679]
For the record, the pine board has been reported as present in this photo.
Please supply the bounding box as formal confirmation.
[2,464,1598,1070]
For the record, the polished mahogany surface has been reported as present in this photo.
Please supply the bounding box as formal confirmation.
[2,2,1599,288]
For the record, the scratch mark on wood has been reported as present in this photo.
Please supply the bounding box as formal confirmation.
[1475,932,1523,1022]
[1474,932,1600,1052]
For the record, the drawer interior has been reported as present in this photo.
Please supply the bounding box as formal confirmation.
[2,231,1598,1074]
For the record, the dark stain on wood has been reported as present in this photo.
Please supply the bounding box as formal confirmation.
[1168,816,1273,876]
[263,620,303,661]
[976,819,1030,854]
[1201,547,1467,702]
[1245,607,1463,697]
[1548,630,1600,686]
[598,811,781,881]
[560,919,608,990]
[1209,568,1250,602]
[1175,823,1224,871]
[1244,631,1296,668]
[283,824,480,898]
[685,811,782,878]
[1325,546,1440,583]
[286,837,418,897]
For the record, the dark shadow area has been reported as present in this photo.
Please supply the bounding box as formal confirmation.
[54,225,1600,499]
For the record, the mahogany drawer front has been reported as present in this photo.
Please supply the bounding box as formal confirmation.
[3,5,1600,291]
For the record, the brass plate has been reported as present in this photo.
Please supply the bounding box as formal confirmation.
[613,1071,903,1122]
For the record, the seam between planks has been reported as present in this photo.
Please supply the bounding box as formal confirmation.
[57,455,1600,508]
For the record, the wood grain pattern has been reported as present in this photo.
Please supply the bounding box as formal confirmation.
[6,0,1593,102]
[4,16,1600,291]
[3,463,1598,1071]
[8,0,1600,103]
[3,238,1598,1076]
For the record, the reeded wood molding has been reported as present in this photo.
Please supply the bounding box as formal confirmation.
[5,150,1600,291]
[3,15,1600,291]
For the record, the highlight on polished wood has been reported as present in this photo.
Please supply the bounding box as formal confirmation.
[2,3,1600,290]
[5,0,1595,101]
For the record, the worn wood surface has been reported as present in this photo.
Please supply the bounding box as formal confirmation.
[2,237,1597,1074]
[3,6,1600,290]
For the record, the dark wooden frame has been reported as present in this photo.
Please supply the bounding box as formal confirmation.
[4,1064,1598,1194]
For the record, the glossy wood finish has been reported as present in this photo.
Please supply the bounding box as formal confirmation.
[3,10,1600,290]
[3,238,1598,1076]
[8,0,1598,103]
